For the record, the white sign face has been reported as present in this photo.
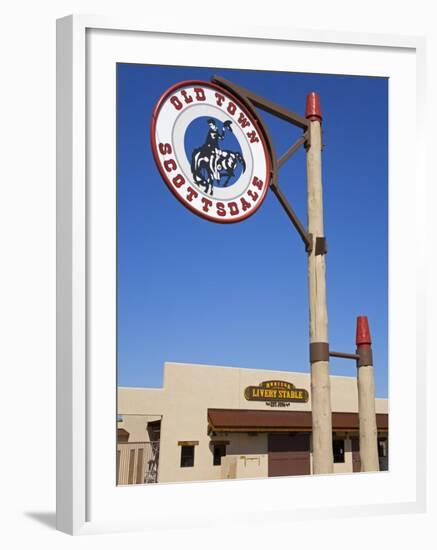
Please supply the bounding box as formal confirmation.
[151,80,271,223]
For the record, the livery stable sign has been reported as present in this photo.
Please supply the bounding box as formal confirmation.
[151,80,271,223]
[244,380,309,408]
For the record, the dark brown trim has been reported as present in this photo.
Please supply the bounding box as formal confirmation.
[330,351,360,361]
[211,427,313,433]
[315,237,328,256]
[270,184,313,253]
[277,135,307,168]
[117,428,130,442]
[208,408,388,432]
[310,342,330,362]
[178,441,199,446]
[357,344,373,367]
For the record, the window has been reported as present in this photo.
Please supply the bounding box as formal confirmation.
[180,445,195,467]
[333,439,345,463]
[213,444,226,466]
[378,438,388,458]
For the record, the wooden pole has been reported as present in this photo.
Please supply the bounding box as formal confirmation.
[356,316,380,472]
[305,93,334,474]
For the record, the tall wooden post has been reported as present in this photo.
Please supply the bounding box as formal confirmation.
[306,93,334,474]
[356,316,380,472]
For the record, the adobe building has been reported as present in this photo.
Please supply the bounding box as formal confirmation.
[117,362,388,485]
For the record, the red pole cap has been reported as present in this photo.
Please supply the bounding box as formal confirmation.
[356,316,372,346]
[306,92,322,122]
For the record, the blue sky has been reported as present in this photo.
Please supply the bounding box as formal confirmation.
[117,63,388,397]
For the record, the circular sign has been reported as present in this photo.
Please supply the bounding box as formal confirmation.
[151,80,271,223]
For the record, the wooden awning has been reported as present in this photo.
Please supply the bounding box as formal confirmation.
[207,409,388,432]
[117,428,130,442]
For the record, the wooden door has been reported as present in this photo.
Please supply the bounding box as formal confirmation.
[268,433,311,477]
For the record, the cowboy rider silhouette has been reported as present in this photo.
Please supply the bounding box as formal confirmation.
[203,118,232,180]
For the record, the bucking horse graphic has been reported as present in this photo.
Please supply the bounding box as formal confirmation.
[190,119,246,196]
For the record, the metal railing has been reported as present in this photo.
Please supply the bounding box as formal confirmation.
[144,441,160,483]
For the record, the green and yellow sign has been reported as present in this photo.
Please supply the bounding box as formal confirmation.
[244,380,309,407]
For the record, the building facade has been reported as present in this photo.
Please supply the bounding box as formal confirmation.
[117,362,388,484]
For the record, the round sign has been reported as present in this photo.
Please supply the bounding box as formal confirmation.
[151,80,271,223]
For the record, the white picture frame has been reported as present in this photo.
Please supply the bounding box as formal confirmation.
[56,14,427,535]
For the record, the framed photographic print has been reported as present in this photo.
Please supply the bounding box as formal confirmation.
[56,15,426,535]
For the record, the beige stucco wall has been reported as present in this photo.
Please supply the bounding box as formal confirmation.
[117,362,388,483]
[218,433,269,479]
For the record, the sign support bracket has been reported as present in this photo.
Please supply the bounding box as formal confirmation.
[211,75,316,255]
[270,184,313,252]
